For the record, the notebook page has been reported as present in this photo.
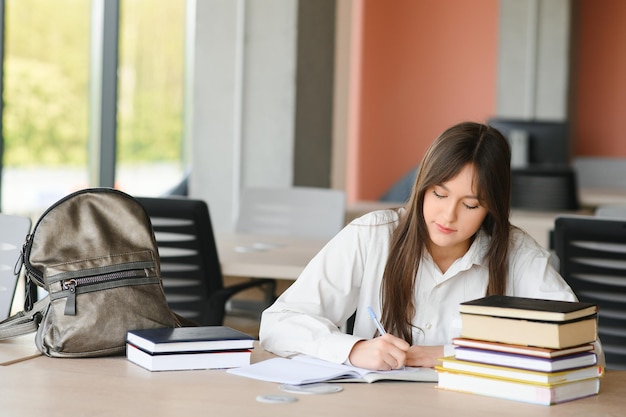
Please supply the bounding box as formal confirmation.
[227,357,360,385]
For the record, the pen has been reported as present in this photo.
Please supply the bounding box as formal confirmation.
[367,306,387,336]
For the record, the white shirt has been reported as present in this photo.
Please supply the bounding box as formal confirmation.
[259,209,577,364]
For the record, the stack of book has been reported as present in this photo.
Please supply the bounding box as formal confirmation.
[126,326,254,372]
[436,295,603,405]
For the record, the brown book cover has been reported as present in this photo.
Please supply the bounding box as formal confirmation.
[459,295,598,322]
[460,313,597,349]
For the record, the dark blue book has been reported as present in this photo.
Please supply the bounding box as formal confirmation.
[459,295,597,322]
[126,326,255,353]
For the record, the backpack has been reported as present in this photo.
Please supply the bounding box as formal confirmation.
[0,188,181,357]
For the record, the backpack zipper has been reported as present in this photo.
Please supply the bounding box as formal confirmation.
[60,268,153,316]
[22,233,44,283]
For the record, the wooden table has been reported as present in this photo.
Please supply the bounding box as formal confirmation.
[0,333,40,365]
[216,233,328,280]
[0,336,624,417]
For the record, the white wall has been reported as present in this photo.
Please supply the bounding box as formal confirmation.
[497,0,571,120]
[187,0,298,232]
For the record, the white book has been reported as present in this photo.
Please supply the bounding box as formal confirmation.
[454,347,598,372]
[436,369,600,405]
[452,338,595,358]
[126,343,251,372]
[439,356,603,385]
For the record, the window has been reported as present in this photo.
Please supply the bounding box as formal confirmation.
[2,0,91,217]
[1,0,188,217]
[116,0,186,196]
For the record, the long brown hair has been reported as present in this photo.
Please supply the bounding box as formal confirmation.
[381,121,511,343]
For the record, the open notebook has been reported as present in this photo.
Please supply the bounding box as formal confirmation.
[227,355,438,385]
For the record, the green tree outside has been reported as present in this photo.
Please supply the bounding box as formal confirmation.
[2,0,184,168]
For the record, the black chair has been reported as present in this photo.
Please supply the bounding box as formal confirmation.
[554,215,626,370]
[511,166,579,211]
[135,196,275,326]
[0,213,31,321]
[379,166,418,203]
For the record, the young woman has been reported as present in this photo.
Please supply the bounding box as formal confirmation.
[259,121,578,371]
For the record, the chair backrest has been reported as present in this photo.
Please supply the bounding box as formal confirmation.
[553,215,626,370]
[135,196,224,326]
[379,166,418,203]
[236,186,346,239]
[511,166,579,211]
[0,213,31,321]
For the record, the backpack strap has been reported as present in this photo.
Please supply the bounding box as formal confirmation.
[0,296,49,340]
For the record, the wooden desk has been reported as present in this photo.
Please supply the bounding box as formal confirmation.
[579,187,626,208]
[0,343,623,417]
[216,233,328,280]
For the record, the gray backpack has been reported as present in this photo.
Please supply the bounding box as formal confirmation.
[0,188,180,357]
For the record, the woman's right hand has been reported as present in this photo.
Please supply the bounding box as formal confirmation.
[348,334,410,370]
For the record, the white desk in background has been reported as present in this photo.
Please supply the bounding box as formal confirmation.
[346,189,626,250]
[216,233,329,281]
[346,201,591,249]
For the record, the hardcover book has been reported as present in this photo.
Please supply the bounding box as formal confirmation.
[436,368,601,405]
[453,347,597,372]
[459,313,597,349]
[459,295,597,321]
[126,326,255,353]
[126,343,251,372]
[438,356,603,385]
[452,338,595,359]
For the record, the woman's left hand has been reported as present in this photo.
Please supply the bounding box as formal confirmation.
[405,345,444,368]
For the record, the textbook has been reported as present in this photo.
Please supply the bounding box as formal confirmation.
[126,343,251,372]
[459,295,598,322]
[438,356,603,385]
[459,313,597,349]
[227,355,439,385]
[452,338,595,359]
[436,368,601,405]
[453,347,598,372]
[126,326,255,353]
